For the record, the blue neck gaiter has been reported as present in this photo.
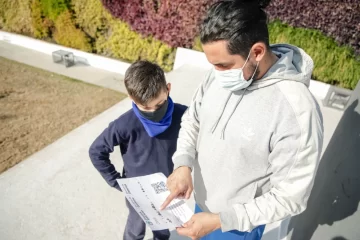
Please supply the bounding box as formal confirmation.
[132,97,174,137]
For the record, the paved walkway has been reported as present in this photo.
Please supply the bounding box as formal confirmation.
[0,41,344,240]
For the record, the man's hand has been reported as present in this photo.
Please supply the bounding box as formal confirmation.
[160,166,193,210]
[177,212,221,240]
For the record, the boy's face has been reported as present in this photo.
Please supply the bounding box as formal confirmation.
[134,83,171,112]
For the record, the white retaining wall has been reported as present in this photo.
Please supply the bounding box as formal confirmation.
[0,30,131,75]
[0,30,330,99]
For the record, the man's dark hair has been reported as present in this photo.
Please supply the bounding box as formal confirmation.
[124,60,167,105]
[200,0,271,58]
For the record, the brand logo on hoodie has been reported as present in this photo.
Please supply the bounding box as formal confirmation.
[241,127,255,141]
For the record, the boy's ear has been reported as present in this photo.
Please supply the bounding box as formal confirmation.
[167,82,172,93]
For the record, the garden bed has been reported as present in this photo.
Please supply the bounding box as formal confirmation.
[0,57,125,173]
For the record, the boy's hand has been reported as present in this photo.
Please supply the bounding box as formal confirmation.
[160,166,193,210]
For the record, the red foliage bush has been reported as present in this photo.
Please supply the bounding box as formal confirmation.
[101,0,217,48]
[267,0,360,55]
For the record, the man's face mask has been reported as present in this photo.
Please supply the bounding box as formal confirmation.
[215,51,259,92]
[138,99,169,122]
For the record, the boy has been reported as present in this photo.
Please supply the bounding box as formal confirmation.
[89,61,187,240]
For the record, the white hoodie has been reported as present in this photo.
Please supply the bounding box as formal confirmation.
[172,44,324,232]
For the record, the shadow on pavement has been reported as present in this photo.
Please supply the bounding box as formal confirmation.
[288,84,360,240]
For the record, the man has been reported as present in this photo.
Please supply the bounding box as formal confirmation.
[160,0,324,239]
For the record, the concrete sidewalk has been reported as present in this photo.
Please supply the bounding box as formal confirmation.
[0,64,206,240]
[0,41,344,240]
[0,41,126,93]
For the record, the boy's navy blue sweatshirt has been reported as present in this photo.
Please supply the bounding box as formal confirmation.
[89,103,187,191]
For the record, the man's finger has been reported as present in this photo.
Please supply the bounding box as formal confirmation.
[160,191,178,210]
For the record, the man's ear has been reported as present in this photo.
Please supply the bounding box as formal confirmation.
[167,82,172,93]
[252,42,266,62]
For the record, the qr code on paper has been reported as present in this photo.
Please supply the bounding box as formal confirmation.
[151,181,168,194]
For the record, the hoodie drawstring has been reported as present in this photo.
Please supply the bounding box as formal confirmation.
[211,92,232,134]
[213,61,259,139]
[220,89,247,139]
[210,88,248,139]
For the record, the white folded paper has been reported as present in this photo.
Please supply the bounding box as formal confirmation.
[117,173,193,231]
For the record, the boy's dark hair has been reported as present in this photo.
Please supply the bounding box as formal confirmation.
[124,60,167,105]
[200,0,271,58]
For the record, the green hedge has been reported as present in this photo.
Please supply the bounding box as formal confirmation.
[53,10,92,51]
[269,21,360,90]
[194,21,360,89]
[40,0,70,21]
[95,19,175,72]
[31,0,51,38]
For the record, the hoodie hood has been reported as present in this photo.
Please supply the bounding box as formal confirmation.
[248,44,314,90]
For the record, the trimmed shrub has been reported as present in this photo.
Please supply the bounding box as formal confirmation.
[96,17,175,71]
[39,0,70,21]
[53,11,92,52]
[193,21,360,89]
[101,0,217,48]
[30,0,70,39]
[31,0,52,38]
[0,0,33,35]
[72,0,175,71]
[71,0,107,39]
[267,0,360,56]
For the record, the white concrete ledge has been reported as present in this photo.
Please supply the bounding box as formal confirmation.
[174,48,332,100]
[0,30,131,75]
[0,31,332,100]
[173,48,212,70]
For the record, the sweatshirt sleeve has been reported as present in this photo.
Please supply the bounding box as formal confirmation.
[89,120,125,191]
[172,70,213,170]
[220,95,324,232]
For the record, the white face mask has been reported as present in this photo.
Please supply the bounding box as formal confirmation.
[215,51,259,92]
